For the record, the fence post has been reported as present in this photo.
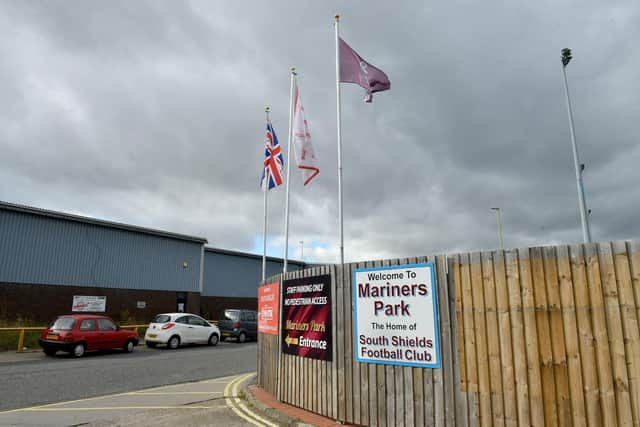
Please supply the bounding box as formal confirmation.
[17,329,25,353]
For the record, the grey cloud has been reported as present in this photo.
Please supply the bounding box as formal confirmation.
[1,0,638,264]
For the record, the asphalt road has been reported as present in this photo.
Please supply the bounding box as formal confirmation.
[0,341,257,412]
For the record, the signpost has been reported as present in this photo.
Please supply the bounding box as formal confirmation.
[258,282,279,335]
[353,263,440,368]
[281,274,332,361]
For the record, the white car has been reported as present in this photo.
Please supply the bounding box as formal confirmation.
[144,313,220,349]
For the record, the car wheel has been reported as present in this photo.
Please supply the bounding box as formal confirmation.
[72,343,86,358]
[208,334,219,346]
[124,339,135,353]
[146,341,157,348]
[238,332,246,343]
[167,335,180,349]
[43,349,56,357]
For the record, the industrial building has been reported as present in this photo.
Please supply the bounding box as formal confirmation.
[0,201,305,324]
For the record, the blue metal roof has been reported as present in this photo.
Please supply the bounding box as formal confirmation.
[0,201,207,244]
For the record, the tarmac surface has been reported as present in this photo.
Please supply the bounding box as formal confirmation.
[0,342,257,411]
[0,350,349,426]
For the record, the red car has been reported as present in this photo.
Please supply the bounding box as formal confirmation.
[39,314,139,357]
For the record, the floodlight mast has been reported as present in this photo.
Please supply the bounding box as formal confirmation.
[561,48,592,243]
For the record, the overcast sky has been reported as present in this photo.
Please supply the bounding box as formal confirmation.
[1,1,638,263]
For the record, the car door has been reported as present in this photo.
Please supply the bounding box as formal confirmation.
[78,318,100,350]
[246,311,258,339]
[174,315,192,344]
[97,318,119,349]
[188,315,212,343]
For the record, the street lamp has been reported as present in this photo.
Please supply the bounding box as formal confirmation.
[299,240,304,261]
[561,48,592,243]
[491,207,504,250]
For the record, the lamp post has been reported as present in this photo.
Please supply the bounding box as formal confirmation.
[561,48,592,243]
[299,240,304,261]
[491,207,504,250]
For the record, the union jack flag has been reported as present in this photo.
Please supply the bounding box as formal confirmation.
[260,121,284,191]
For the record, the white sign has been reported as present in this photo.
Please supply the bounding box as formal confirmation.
[137,301,146,309]
[72,295,107,312]
[353,263,440,368]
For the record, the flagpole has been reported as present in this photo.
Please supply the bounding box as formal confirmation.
[283,68,296,272]
[334,14,344,265]
[262,107,270,282]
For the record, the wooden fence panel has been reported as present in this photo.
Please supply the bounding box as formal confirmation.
[493,250,517,427]
[598,242,633,426]
[469,252,492,427]
[530,247,558,426]
[255,240,640,427]
[343,261,354,425]
[569,244,600,426]
[583,243,617,426]
[437,254,456,427]
[517,248,544,426]
[452,254,471,426]
[505,249,530,427]
[481,251,504,427]
[461,252,480,425]
[612,241,640,425]
[556,245,588,426]
[542,246,572,426]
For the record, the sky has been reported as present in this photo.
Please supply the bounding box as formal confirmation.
[1,1,638,264]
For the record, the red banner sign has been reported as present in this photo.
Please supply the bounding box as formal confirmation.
[258,283,279,335]
[281,275,332,361]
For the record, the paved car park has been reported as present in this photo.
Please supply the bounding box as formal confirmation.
[0,373,278,427]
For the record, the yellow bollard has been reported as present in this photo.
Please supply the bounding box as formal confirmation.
[17,329,25,353]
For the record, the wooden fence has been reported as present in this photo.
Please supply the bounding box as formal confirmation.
[257,240,640,426]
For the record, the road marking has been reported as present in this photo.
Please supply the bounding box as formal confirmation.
[224,373,279,427]
[0,391,135,414]
[129,391,222,395]
[0,375,234,415]
[25,406,213,411]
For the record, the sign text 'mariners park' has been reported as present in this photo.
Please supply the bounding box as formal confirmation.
[353,263,441,369]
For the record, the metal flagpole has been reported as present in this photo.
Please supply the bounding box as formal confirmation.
[283,68,296,272]
[561,48,591,243]
[334,14,344,265]
[262,107,270,282]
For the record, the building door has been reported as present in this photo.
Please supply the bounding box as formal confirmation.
[176,292,187,313]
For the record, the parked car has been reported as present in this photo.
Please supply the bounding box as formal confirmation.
[218,309,257,343]
[39,314,139,358]
[144,313,220,349]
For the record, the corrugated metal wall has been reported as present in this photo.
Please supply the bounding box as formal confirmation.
[0,210,203,292]
[202,250,304,297]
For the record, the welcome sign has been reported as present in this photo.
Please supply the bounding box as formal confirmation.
[353,263,440,368]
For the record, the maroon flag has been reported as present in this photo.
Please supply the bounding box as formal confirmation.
[339,37,390,102]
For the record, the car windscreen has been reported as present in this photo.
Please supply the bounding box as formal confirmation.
[152,314,172,323]
[50,317,76,330]
[221,310,239,321]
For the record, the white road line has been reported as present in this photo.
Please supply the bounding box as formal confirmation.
[0,375,235,415]
[130,391,222,395]
[25,406,213,411]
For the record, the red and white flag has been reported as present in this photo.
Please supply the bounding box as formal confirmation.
[292,82,319,185]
